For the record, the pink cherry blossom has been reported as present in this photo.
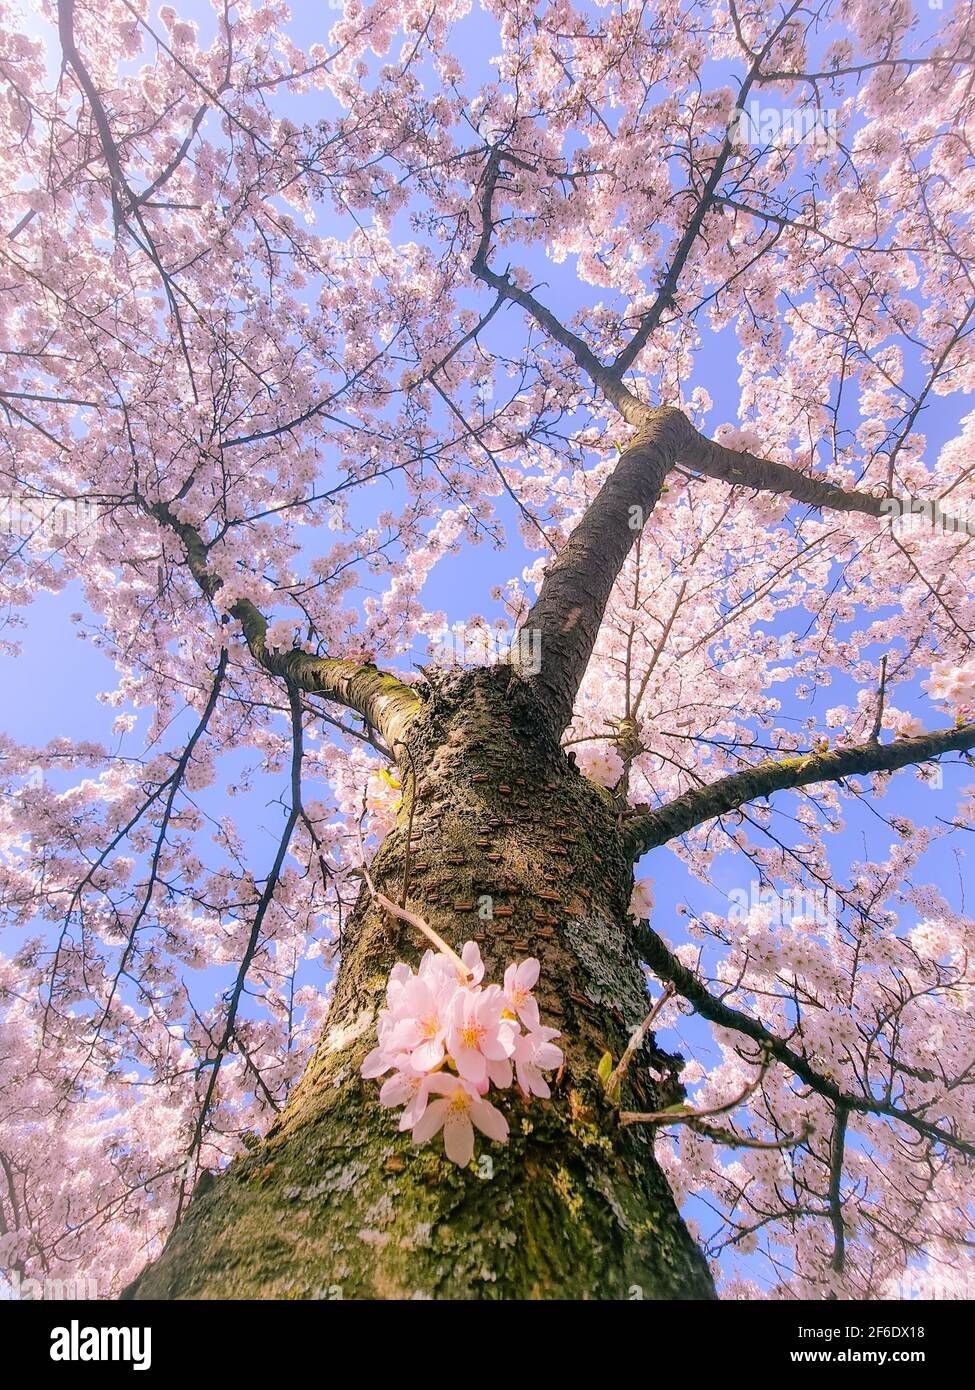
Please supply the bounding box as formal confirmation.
[361,953,462,1078]
[361,946,561,1163]
[575,746,625,788]
[446,983,517,1086]
[410,1074,509,1167]
[513,1027,565,1100]
[922,661,975,719]
[378,1069,437,1131]
[393,974,456,1074]
[503,958,542,1030]
[628,878,655,920]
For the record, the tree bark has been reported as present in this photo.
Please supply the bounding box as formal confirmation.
[125,667,714,1300]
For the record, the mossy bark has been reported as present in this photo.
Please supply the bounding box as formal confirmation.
[125,667,715,1301]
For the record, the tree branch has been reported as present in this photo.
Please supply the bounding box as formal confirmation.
[470,149,973,525]
[829,1102,849,1274]
[174,680,305,1223]
[150,501,420,752]
[610,0,805,375]
[623,723,975,859]
[512,407,690,732]
[471,148,975,733]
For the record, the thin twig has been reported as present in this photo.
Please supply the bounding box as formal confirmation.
[604,982,675,1101]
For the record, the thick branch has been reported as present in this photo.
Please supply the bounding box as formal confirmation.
[58,0,127,225]
[828,1103,849,1274]
[623,724,975,858]
[634,920,975,1158]
[513,408,690,732]
[677,430,884,518]
[511,394,942,734]
[151,502,420,751]
[472,151,974,734]
[674,430,975,533]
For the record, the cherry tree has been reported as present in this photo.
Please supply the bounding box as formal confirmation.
[1,0,974,1300]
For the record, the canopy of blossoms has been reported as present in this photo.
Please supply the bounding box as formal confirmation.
[1,0,974,1299]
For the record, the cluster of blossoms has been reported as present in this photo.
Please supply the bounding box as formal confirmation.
[361,943,563,1166]
[922,661,975,720]
[713,423,765,454]
[575,744,625,788]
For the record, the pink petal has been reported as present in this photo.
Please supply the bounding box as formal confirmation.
[411,1098,448,1145]
[454,1046,487,1086]
[360,1047,392,1079]
[517,958,540,991]
[388,963,412,994]
[410,1038,444,1072]
[487,1057,512,1089]
[481,1033,512,1061]
[517,997,541,1030]
[471,1099,509,1144]
[379,1072,413,1107]
[425,1073,463,1098]
[442,1114,475,1167]
[461,941,484,984]
[515,1058,531,1096]
[387,1018,423,1051]
[472,1095,509,1139]
[401,1082,432,1129]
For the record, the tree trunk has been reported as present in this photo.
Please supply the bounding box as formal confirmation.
[125,667,715,1300]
